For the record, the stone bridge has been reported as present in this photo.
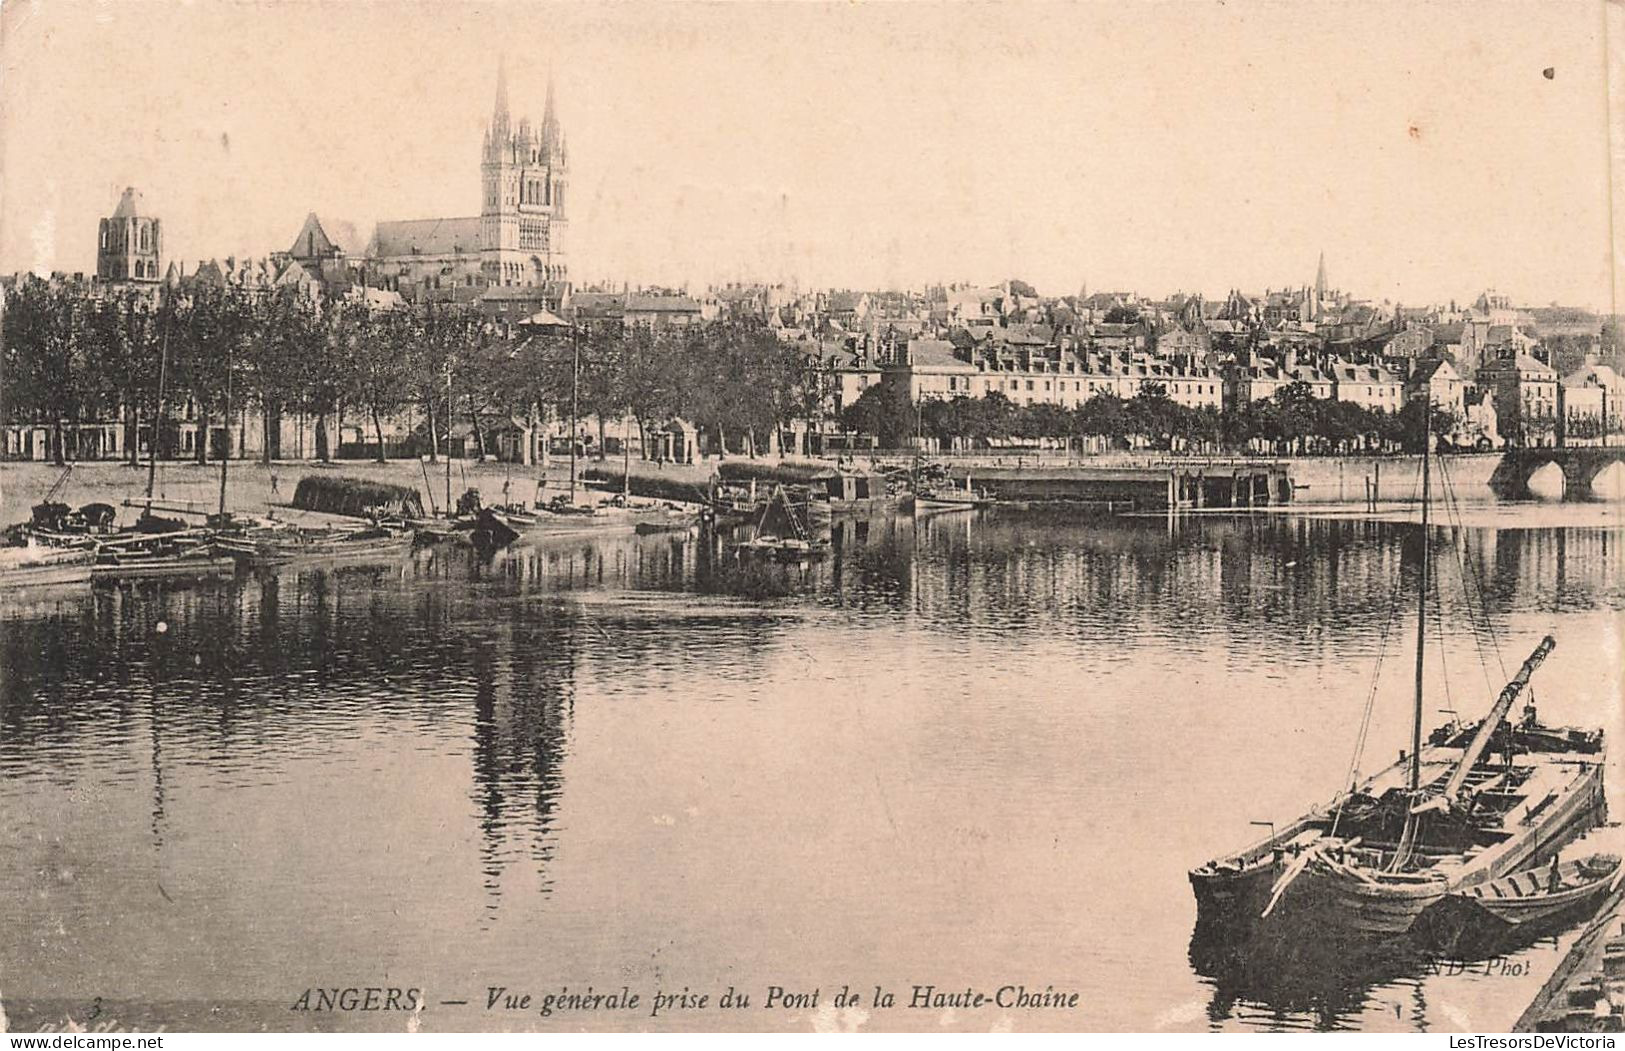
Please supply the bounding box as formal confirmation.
[1489,446,1625,499]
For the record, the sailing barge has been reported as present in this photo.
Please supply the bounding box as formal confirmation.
[1189,659,1608,938]
[1190,403,1607,940]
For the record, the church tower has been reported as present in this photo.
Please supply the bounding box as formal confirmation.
[97,187,162,283]
[481,59,568,290]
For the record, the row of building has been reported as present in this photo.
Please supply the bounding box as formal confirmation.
[12,58,1620,461]
[795,301,1619,449]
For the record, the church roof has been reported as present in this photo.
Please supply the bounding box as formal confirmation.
[111,187,149,219]
[289,213,363,258]
[369,217,483,258]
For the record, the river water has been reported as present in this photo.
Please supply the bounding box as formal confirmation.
[2,499,1622,1032]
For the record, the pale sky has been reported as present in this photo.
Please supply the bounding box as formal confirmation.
[1,0,1619,309]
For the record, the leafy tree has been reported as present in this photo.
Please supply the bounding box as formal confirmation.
[3,280,90,464]
[334,303,414,462]
[1127,382,1179,448]
[1269,381,1322,454]
[83,290,163,465]
[172,284,255,463]
[1396,396,1459,453]
[840,383,917,447]
[1318,399,1373,452]
[1075,393,1128,442]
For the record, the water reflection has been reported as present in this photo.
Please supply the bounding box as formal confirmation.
[0,504,1620,1031]
[468,603,576,913]
[1190,918,1430,1031]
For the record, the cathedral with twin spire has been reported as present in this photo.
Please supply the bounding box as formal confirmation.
[364,60,568,303]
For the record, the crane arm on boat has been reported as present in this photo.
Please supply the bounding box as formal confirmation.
[1411,635,1556,816]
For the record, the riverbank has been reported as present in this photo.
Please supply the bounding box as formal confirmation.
[0,457,709,526]
[1515,884,1625,1031]
[4,450,1609,524]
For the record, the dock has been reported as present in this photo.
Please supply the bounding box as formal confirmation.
[1515,883,1625,1031]
[947,460,1292,511]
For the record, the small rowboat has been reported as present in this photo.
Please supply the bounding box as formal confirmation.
[915,489,994,513]
[1412,853,1623,958]
[736,534,830,562]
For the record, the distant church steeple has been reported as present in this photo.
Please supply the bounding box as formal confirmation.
[480,57,568,290]
[540,71,560,158]
[1315,251,1327,299]
[492,54,511,138]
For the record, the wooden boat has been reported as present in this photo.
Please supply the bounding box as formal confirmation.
[915,474,994,513]
[736,534,830,562]
[91,533,237,580]
[0,542,96,588]
[634,518,698,536]
[1413,853,1623,958]
[733,483,830,562]
[1190,405,1608,941]
[215,522,416,567]
[1190,699,1609,938]
[915,487,993,512]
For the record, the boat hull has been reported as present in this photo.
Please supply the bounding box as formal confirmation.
[91,554,238,580]
[1413,855,1622,958]
[0,562,94,587]
[1193,754,1608,941]
[218,533,415,567]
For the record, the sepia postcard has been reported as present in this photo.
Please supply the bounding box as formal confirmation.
[1,0,1623,1037]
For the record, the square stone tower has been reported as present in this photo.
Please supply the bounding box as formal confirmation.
[97,187,162,283]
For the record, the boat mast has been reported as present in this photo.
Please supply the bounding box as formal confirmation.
[217,331,232,519]
[445,361,453,516]
[1410,394,1432,796]
[147,290,171,509]
[569,323,580,504]
[1391,394,1432,871]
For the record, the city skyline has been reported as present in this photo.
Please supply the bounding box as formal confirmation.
[1,1,1619,309]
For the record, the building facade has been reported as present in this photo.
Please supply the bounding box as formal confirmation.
[1478,352,1559,446]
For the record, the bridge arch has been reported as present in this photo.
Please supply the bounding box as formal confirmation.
[1490,448,1625,500]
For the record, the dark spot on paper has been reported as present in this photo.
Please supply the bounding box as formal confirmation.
[1543,66,1555,80]
[221,131,231,150]
[1408,123,1421,141]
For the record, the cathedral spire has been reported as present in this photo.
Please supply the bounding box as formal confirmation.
[541,69,560,153]
[1315,251,1327,298]
[493,54,511,135]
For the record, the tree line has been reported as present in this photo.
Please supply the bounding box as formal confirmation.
[1,280,814,466]
[841,380,1455,455]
